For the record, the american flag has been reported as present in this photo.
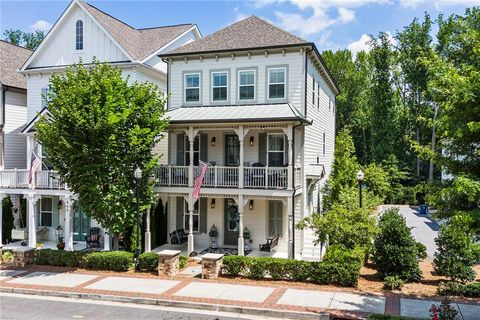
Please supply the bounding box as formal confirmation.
[192,161,208,199]
[28,151,41,189]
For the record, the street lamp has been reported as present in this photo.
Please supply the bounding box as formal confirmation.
[357,170,364,208]
[134,166,142,271]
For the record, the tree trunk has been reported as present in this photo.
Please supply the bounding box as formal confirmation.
[429,103,439,181]
[113,234,119,250]
[416,125,420,178]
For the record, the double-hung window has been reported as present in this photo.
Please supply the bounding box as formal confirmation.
[317,83,320,109]
[322,132,326,155]
[268,67,286,99]
[39,197,53,227]
[267,134,285,167]
[312,78,316,105]
[75,20,83,51]
[185,73,200,102]
[184,200,199,233]
[238,70,255,101]
[212,72,228,101]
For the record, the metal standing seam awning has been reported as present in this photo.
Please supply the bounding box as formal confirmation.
[165,103,312,125]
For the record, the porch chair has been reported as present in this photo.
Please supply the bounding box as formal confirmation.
[169,229,188,244]
[249,162,265,187]
[85,227,101,248]
[259,234,280,252]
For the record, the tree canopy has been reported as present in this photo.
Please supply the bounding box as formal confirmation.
[3,29,45,50]
[36,61,168,238]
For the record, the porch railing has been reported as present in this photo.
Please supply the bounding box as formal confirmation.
[154,165,188,186]
[0,169,66,190]
[155,165,290,190]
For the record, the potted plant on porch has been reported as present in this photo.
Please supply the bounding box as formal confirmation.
[209,224,218,248]
[243,226,251,250]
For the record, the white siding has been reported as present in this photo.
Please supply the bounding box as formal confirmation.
[27,3,129,69]
[304,56,335,177]
[4,91,27,169]
[168,50,305,112]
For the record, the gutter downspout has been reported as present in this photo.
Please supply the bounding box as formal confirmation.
[291,120,303,259]
[0,85,7,170]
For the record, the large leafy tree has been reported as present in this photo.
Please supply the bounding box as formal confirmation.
[3,29,45,50]
[36,61,168,246]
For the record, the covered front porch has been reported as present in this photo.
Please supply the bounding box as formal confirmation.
[160,190,296,258]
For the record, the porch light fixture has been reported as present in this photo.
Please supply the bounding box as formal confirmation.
[249,136,254,146]
[249,200,254,210]
[211,199,216,209]
[211,137,216,147]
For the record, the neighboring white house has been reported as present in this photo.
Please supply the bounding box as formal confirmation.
[157,16,338,260]
[0,0,201,250]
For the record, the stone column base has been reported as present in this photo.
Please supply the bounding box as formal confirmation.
[157,250,181,277]
[201,253,224,280]
[13,247,35,267]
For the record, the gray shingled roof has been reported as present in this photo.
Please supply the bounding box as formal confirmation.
[0,40,32,89]
[81,1,194,61]
[162,16,309,56]
[166,104,310,124]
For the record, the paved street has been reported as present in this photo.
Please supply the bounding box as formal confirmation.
[0,293,275,320]
[385,205,439,258]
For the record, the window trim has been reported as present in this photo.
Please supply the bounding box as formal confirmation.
[266,65,288,102]
[184,135,200,166]
[322,132,326,155]
[183,199,200,233]
[39,197,53,227]
[75,20,84,51]
[267,133,285,167]
[210,70,229,104]
[237,68,257,103]
[312,78,316,105]
[183,71,202,105]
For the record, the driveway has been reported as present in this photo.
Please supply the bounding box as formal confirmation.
[383,205,439,258]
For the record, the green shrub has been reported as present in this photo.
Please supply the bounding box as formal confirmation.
[434,213,480,283]
[179,255,188,269]
[438,281,480,297]
[373,208,422,282]
[221,246,363,287]
[1,250,14,262]
[415,242,427,260]
[34,249,84,267]
[138,252,158,272]
[383,275,405,291]
[82,251,133,271]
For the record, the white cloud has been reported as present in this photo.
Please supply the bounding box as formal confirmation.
[347,31,397,56]
[347,34,372,55]
[30,20,52,32]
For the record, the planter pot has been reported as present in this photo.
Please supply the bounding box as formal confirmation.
[210,238,217,249]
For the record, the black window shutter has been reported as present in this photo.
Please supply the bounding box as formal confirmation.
[200,133,208,162]
[176,133,185,166]
[258,132,267,165]
[200,197,207,233]
[176,197,184,230]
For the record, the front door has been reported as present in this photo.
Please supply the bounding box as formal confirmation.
[224,198,239,245]
[224,134,240,166]
[73,207,91,242]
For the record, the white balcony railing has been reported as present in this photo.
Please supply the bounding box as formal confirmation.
[156,165,289,190]
[0,169,66,190]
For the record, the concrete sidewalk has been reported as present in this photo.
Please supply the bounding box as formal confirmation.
[1,269,479,319]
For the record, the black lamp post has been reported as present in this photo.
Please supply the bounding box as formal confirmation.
[134,166,142,271]
[357,170,364,208]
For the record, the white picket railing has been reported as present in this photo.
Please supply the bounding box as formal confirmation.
[194,166,239,188]
[0,169,66,189]
[154,166,188,186]
[244,167,288,189]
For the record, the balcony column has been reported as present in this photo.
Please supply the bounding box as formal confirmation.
[27,193,38,248]
[239,126,244,188]
[237,194,244,256]
[188,126,195,187]
[63,195,74,251]
[0,193,5,246]
[187,195,195,255]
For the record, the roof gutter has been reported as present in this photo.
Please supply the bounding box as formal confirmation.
[169,116,312,125]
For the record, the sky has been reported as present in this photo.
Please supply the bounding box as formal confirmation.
[1,0,479,54]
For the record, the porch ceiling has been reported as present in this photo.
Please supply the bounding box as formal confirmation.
[165,103,311,125]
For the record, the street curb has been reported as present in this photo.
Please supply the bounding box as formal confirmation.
[0,286,330,320]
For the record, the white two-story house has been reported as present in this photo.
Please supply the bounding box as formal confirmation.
[157,16,338,260]
[0,0,200,250]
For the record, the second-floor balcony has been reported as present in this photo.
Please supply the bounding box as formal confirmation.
[155,165,302,190]
[0,169,66,190]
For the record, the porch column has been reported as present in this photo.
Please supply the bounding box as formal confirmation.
[27,194,38,248]
[187,195,195,255]
[237,194,244,256]
[145,208,151,253]
[0,193,5,246]
[287,124,293,190]
[63,196,73,251]
[188,126,195,187]
[104,230,110,251]
[238,126,244,188]
[287,196,293,259]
